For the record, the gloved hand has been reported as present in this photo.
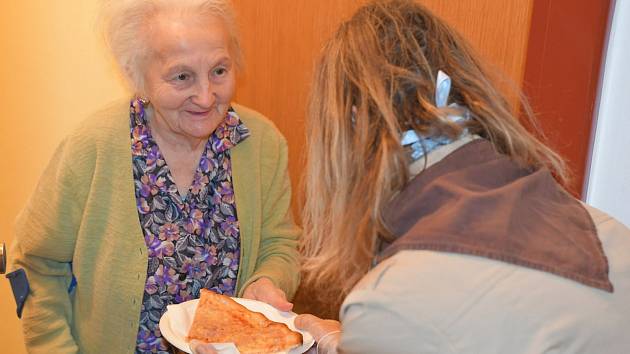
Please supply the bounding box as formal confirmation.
[189,340,218,354]
[295,314,341,354]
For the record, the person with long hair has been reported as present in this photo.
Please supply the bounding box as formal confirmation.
[295,1,630,353]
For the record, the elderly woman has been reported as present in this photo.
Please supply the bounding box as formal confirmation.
[9,0,300,353]
[295,1,630,353]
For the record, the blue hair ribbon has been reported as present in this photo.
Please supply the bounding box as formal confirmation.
[401,70,469,161]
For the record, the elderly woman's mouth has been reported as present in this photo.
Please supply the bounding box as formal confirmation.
[185,110,212,117]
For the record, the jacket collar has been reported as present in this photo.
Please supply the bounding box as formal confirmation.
[380,139,613,292]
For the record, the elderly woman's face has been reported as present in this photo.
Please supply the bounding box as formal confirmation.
[143,14,236,142]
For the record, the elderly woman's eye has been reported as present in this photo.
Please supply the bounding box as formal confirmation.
[174,73,190,81]
[213,67,228,76]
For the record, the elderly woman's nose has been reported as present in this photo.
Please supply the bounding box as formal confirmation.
[191,80,216,108]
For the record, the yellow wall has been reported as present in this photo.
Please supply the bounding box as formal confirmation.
[0,1,127,352]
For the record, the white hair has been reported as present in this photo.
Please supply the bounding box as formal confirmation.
[100,0,242,93]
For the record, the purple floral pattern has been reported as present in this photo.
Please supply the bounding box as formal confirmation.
[130,99,249,353]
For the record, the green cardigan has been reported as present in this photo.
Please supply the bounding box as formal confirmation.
[10,100,301,354]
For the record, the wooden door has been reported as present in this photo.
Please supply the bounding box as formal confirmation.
[523,0,612,196]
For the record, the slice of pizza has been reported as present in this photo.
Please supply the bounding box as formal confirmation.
[187,289,303,353]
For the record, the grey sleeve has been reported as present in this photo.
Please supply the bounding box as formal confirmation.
[337,256,457,354]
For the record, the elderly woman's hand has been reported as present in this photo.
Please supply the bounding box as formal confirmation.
[294,314,341,354]
[242,277,293,312]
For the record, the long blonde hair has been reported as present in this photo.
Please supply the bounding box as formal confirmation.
[301,0,567,302]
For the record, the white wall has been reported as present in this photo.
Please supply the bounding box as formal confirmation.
[585,0,630,227]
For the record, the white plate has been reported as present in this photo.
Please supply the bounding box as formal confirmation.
[159,297,314,354]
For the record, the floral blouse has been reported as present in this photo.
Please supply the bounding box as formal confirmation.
[129,100,250,353]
